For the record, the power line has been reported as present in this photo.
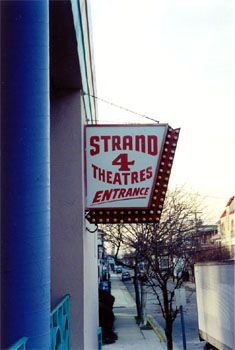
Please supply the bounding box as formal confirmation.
[83,91,160,123]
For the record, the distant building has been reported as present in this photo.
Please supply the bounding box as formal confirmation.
[196,224,218,247]
[219,196,235,258]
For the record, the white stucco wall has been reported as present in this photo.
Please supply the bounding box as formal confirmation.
[50,89,98,349]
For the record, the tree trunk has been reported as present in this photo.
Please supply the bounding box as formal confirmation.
[140,281,147,326]
[165,319,173,350]
[133,267,141,321]
[162,286,174,350]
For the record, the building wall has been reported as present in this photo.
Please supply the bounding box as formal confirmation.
[50,89,98,349]
[220,196,235,257]
[1,1,51,348]
[84,223,99,350]
[0,0,98,347]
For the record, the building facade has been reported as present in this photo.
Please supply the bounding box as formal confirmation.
[219,196,235,258]
[1,1,98,349]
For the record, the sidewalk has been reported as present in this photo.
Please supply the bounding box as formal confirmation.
[102,273,168,350]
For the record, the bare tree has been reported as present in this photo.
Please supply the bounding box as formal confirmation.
[101,187,206,350]
[101,223,146,321]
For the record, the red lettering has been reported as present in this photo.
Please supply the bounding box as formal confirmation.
[122,172,130,185]
[146,166,152,179]
[98,167,106,182]
[100,135,111,152]
[112,136,121,151]
[140,169,146,182]
[102,189,113,201]
[90,136,100,155]
[140,188,145,196]
[123,136,133,150]
[91,187,150,205]
[135,135,145,153]
[118,188,126,198]
[112,153,135,171]
[131,172,139,184]
[91,165,153,186]
[132,188,141,196]
[89,134,159,155]
[92,190,103,203]
[113,172,122,185]
[140,187,149,195]
[148,135,158,155]
[125,188,133,197]
[142,187,149,195]
[145,188,149,195]
[106,171,113,184]
[92,164,98,179]
[112,188,120,199]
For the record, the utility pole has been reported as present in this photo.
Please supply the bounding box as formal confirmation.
[194,211,202,249]
[191,211,202,281]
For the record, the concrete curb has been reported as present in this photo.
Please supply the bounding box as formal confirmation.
[146,314,166,343]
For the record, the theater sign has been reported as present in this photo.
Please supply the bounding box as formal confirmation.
[85,124,180,224]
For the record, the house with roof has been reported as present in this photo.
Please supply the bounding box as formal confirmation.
[219,196,235,258]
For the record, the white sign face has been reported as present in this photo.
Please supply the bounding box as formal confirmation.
[85,125,168,209]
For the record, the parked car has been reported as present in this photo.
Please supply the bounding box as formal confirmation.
[116,266,122,274]
[121,272,131,281]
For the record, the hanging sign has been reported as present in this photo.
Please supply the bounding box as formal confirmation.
[85,124,180,224]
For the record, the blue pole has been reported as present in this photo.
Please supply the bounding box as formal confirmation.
[1,1,50,348]
[180,305,187,350]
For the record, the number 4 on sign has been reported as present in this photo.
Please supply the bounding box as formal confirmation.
[112,153,135,171]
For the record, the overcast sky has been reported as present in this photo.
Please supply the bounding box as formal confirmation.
[89,0,235,223]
